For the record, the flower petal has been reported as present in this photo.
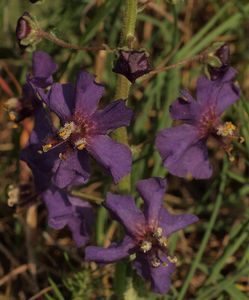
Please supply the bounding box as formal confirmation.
[52,150,90,189]
[136,178,166,227]
[87,135,132,184]
[156,124,213,179]
[133,253,176,294]
[92,100,133,134]
[47,83,75,120]
[85,235,135,263]
[170,89,200,122]
[159,208,199,236]
[42,188,94,246]
[31,51,57,87]
[74,71,104,116]
[196,69,240,115]
[104,192,145,236]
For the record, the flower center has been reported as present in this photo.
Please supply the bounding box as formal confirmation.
[58,121,76,140]
[138,226,177,268]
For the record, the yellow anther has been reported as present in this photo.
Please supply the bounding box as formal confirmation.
[151,257,161,268]
[58,122,75,140]
[75,138,86,150]
[8,111,16,121]
[42,143,52,153]
[153,227,163,238]
[216,122,236,137]
[167,255,178,264]
[158,237,168,248]
[140,240,152,253]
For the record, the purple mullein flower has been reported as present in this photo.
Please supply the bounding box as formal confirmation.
[37,71,133,188]
[156,68,241,179]
[42,187,94,247]
[85,177,198,294]
[113,50,152,83]
[5,51,57,123]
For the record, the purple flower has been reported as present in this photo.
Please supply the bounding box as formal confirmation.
[37,71,133,188]
[156,68,241,179]
[113,50,152,83]
[85,177,198,294]
[5,51,57,123]
[42,187,94,247]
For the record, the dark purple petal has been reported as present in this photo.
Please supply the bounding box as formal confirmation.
[156,124,213,179]
[136,178,166,227]
[31,51,57,87]
[74,71,104,116]
[133,253,176,294]
[47,83,75,121]
[87,135,132,184]
[52,150,90,189]
[170,89,200,122]
[159,208,198,236]
[85,235,135,263]
[196,68,240,114]
[42,188,94,247]
[92,100,133,134]
[104,192,145,237]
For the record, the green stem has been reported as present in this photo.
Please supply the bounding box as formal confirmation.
[177,159,228,300]
[114,0,137,194]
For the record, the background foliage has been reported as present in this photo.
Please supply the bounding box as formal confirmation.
[0,0,248,299]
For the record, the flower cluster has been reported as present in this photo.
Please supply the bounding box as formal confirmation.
[13,39,241,295]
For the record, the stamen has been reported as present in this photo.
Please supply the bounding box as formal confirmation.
[75,138,87,150]
[158,237,168,248]
[153,227,163,238]
[167,255,178,264]
[151,257,161,268]
[216,122,236,137]
[140,240,152,253]
[42,143,53,152]
[58,122,75,140]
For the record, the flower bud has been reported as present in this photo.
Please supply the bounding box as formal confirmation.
[16,12,41,51]
[113,50,152,83]
[204,42,230,81]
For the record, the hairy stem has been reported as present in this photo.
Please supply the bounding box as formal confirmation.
[114,0,137,194]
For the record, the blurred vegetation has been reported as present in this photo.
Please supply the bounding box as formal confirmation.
[0,0,248,299]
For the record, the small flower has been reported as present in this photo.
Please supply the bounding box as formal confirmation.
[42,187,94,247]
[5,51,57,123]
[156,68,241,179]
[205,43,230,81]
[16,12,41,51]
[35,71,133,188]
[113,50,152,83]
[85,177,198,294]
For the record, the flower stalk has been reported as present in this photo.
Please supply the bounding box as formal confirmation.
[114,0,138,194]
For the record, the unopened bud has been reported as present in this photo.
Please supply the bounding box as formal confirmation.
[113,50,152,83]
[16,12,41,51]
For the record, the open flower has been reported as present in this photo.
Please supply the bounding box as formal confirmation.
[156,68,241,179]
[43,187,94,247]
[36,71,133,188]
[5,51,57,123]
[85,177,198,294]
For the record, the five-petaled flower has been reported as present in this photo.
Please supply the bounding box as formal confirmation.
[156,68,241,179]
[36,71,133,188]
[85,177,198,294]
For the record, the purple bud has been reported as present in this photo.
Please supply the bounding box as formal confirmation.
[16,12,32,49]
[113,50,152,83]
[207,43,230,81]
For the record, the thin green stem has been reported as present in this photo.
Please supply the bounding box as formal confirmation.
[113,0,137,194]
[177,159,228,300]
